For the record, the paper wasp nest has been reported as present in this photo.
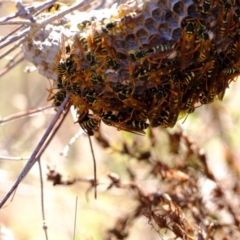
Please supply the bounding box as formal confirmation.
[22,0,240,135]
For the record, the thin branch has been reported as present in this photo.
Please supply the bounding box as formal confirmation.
[0,0,88,54]
[37,0,89,27]
[0,96,69,208]
[0,105,53,125]
[73,197,78,240]
[0,156,30,161]
[0,56,24,77]
[0,0,57,23]
[60,130,84,157]
[0,28,29,51]
[88,135,98,199]
[0,20,37,26]
[37,158,49,240]
[0,25,23,43]
[36,103,70,158]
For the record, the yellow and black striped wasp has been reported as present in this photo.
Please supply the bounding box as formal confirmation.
[77,113,100,136]
[101,111,148,135]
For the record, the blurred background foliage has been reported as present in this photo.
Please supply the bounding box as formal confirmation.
[1,1,240,240]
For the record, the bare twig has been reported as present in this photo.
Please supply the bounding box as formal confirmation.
[73,197,78,240]
[0,156,30,161]
[88,135,98,199]
[37,159,49,240]
[0,96,69,208]
[0,105,53,125]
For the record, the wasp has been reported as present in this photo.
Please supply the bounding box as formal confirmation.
[168,92,181,128]
[168,111,179,128]
[120,12,137,22]
[56,75,64,89]
[181,18,198,52]
[150,107,170,128]
[118,12,143,36]
[101,111,148,135]
[81,88,98,106]
[57,57,75,77]
[181,84,203,112]
[218,12,228,38]
[169,75,182,108]
[129,49,147,61]
[132,66,149,80]
[233,8,240,24]
[180,18,199,69]
[115,88,148,113]
[68,79,82,95]
[46,2,67,13]
[217,0,233,39]
[77,114,100,136]
[219,0,234,10]
[197,32,212,63]
[79,36,88,51]
[92,31,106,53]
[80,88,117,113]
[77,20,91,31]
[221,67,239,75]
[226,30,240,58]
[199,91,215,104]
[90,72,104,85]
[197,0,211,17]
[106,56,118,68]
[105,21,117,30]
[53,90,67,108]
[204,59,217,79]
[147,43,173,55]
[181,96,194,112]
[143,43,176,69]
[147,86,169,122]
[183,71,196,86]
[146,64,176,82]
[86,52,96,66]
[188,59,217,89]
[102,19,118,34]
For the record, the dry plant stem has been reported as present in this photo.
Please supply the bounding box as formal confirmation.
[0,25,22,43]
[0,28,29,51]
[87,135,97,199]
[0,38,25,60]
[0,96,69,208]
[37,159,49,240]
[73,197,78,240]
[0,0,57,23]
[0,156,30,161]
[0,105,53,125]
[37,0,89,26]
[60,130,84,157]
[0,20,37,26]
[0,56,24,77]
[0,0,88,57]
[6,48,22,66]
[36,103,70,158]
